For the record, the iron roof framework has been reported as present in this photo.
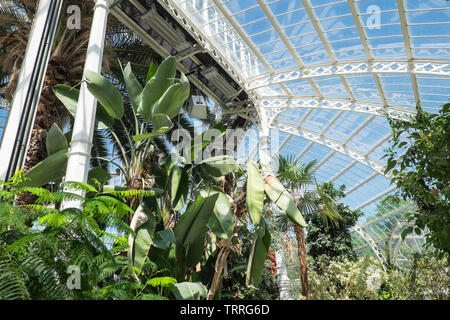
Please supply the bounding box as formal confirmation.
[111,0,450,261]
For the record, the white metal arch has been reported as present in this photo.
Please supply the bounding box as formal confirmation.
[261,97,415,122]
[247,61,450,91]
[352,223,388,271]
[270,122,388,176]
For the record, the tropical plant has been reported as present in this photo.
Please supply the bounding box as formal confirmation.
[0,171,134,299]
[275,156,340,299]
[384,104,450,257]
[306,182,363,267]
[221,224,279,300]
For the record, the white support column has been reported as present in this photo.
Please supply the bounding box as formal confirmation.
[0,0,63,182]
[275,247,292,300]
[257,104,272,176]
[63,0,110,206]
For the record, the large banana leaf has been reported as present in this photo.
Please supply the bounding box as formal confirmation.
[246,161,264,226]
[52,84,114,128]
[85,70,124,120]
[151,72,190,119]
[134,214,156,272]
[138,56,177,120]
[18,149,69,187]
[45,123,68,156]
[172,282,207,300]
[146,63,157,83]
[173,194,219,281]
[199,156,239,177]
[169,165,188,211]
[246,223,271,287]
[199,188,234,240]
[264,174,306,228]
[122,62,143,112]
[152,229,176,249]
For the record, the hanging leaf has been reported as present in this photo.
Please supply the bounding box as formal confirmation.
[199,188,234,240]
[52,85,79,117]
[246,161,264,226]
[170,165,188,211]
[264,174,306,228]
[132,113,173,142]
[146,276,177,288]
[172,282,207,300]
[85,70,124,120]
[246,224,271,287]
[173,194,218,280]
[152,229,176,249]
[38,213,69,227]
[18,149,69,187]
[134,214,156,272]
[199,156,239,177]
[45,123,68,156]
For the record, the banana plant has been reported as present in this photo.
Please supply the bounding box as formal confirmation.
[50,56,189,192]
[244,160,307,287]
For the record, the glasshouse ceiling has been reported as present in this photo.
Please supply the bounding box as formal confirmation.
[111,0,450,219]
[112,0,450,221]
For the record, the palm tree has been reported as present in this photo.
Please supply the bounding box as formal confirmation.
[1,1,112,173]
[276,155,340,299]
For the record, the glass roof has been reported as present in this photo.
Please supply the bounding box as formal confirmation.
[162,0,450,221]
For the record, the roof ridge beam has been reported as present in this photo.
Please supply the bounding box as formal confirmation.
[261,97,414,122]
[247,61,450,90]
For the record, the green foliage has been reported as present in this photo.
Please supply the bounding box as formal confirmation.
[85,69,124,120]
[173,194,219,281]
[264,174,306,227]
[199,188,234,240]
[246,222,271,287]
[380,253,449,300]
[221,225,279,300]
[246,161,264,226]
[384,104,450,255]
[133,215,156,273]
[306,183,363,266]
[172,282,207,300]
[307,255,385,300]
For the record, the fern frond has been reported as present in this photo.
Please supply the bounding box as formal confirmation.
[104,188,164,200]
[62,181,99,195]
[0,202,27,231]
[0,255,30,300]
[35,191,85,204]
[21,255,67,299]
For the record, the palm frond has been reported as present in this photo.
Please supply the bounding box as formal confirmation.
[315,179,342,227]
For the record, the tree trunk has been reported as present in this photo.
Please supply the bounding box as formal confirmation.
[294,224,309,299]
